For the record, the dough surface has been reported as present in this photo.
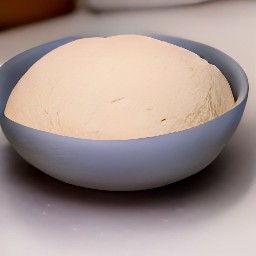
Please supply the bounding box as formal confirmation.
[5,35,235,140]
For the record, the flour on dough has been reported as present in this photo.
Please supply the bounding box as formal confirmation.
[5,35,235,140]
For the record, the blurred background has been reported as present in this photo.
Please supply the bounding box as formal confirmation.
[0,0,255,73]
[0,0,211,31]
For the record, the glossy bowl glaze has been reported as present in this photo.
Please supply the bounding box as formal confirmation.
[0,35,248,191]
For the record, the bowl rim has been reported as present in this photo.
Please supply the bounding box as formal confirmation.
[0,35,249,142]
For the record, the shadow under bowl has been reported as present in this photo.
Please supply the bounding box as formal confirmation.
[0,35,249,191]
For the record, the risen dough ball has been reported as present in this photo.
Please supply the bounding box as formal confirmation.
[5,35,235,140]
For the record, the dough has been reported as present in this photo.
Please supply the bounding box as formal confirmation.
[5,35,235,140]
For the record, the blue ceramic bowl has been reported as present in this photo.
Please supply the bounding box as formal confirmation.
[0,35,248,191]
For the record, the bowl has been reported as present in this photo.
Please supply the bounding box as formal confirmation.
[0,35,248,191]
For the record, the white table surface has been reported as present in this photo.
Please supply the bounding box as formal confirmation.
[1,1,256,255]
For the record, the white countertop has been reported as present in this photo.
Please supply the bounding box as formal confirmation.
[1,1,256,255]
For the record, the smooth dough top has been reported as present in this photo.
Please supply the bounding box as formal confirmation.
[5,35,235,140]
